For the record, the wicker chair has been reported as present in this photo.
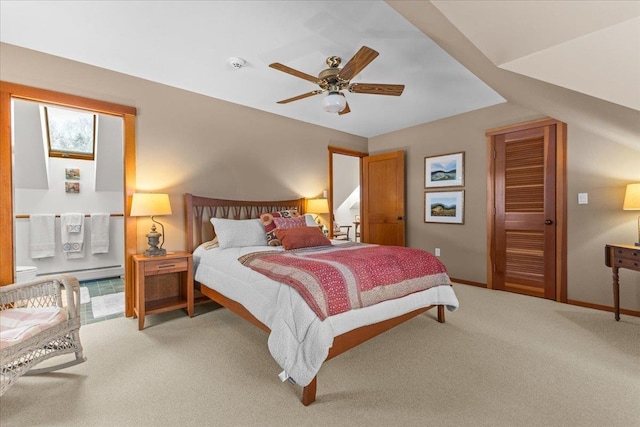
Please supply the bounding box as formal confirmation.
[0,274,86,396]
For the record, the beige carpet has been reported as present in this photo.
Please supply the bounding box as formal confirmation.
[1,284,638,427]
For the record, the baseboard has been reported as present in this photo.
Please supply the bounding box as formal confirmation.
[567,299,640,318]
[38,266,124,282]
[450,277,487,288]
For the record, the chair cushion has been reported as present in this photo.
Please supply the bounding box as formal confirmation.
[0,307,69,350]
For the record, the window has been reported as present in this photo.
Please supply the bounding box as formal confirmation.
[45,106,96,160]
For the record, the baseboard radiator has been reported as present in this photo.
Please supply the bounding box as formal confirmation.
[38,265,123,282]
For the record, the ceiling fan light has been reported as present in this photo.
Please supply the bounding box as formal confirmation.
[321,92,347,113]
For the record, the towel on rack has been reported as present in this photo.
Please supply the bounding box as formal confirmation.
[61,213,85,259]
[91,213,110,254]
[64,213,83,233]
[29,214,55,259]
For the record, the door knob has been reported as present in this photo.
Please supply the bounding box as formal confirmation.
[544,219,553,225]
[397,216,404,220]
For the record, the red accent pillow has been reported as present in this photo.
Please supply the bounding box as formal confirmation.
[274,227,332,250]
[260,210,300,246]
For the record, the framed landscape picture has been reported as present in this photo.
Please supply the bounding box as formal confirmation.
[424,190,464,224]
[65,182,80,193]
[65,168,80,180]
[424,152,464,188]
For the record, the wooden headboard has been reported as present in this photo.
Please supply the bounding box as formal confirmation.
[184,193,306,252]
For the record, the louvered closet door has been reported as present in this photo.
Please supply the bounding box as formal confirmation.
[494,125,556,299]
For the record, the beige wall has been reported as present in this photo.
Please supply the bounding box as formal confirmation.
[370,103,640,311]
[2,42,639,312]
[0,43,367,254]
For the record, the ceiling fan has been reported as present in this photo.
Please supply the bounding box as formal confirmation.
[269,46,404,115]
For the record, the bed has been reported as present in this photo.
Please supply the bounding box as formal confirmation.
[185,193,459,405]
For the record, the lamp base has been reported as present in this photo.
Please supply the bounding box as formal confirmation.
[144,223,166,256]
[144,247,166,257]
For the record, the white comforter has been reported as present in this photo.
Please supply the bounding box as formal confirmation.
[193,243,459,387]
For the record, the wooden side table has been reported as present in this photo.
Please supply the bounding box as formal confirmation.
[132,251,193,330]
[604,244,640,321]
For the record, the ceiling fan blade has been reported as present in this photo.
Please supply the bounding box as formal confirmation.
[269,63,319,83]
[338,102,351,115]
[349,83,405,96]
[276,90,323,104]
[338,46,379,82]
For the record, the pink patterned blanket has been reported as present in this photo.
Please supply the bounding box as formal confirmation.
[238,243,451,320]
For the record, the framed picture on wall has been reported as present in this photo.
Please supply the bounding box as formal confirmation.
[424,152,464,188]
[65,168,80,180]
[424,190,464,224]
[65,182,80,193]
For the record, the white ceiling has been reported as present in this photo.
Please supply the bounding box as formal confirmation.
[0,0,505,138]
[432,0,640,111]
[1,1,637,139]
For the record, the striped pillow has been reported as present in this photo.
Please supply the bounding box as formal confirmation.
[273,216,306,230]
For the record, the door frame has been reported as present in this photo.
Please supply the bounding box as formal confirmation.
[328,146,367,239]
[486,117,567,302]
[0,81,138,316]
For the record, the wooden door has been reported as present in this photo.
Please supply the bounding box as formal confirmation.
[362,151,405,246]
[487,119,567,301]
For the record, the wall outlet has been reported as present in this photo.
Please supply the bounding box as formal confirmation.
[435,248,441,257]
[578,193,588,205]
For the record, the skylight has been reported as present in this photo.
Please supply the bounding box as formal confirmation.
[45,106,96,160]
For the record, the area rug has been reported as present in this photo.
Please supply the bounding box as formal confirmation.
[90,292,124,317]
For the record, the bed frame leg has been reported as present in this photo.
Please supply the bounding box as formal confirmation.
[437,305,445,323]
[302,377,317,406]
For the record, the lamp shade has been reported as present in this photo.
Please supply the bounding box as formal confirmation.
[321,92,347,113]
[623,183,640,210]
[306,198,329,214]
[130,193,172,217]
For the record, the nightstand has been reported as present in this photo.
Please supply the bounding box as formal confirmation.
[132,251,193,330]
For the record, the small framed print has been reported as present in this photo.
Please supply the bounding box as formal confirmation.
[424,190,464,224]
[65,168,80,180]
[424,152,464,188]
[65,182,80,193]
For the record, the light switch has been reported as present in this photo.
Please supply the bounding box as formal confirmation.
[578,193,588,205]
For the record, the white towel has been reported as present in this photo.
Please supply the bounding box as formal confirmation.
[91,213,110,254]
[29,214,55,259]
[61,213,84,259]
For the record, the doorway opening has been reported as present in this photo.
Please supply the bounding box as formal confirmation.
[328,146,367,241]
[0,82,137,316]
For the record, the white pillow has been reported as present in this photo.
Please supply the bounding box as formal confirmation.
[210,218,268,249]
[304,214,318,227]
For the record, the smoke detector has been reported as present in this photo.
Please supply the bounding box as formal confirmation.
[228,57,246,70]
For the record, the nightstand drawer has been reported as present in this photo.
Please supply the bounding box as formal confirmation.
[144,258,188,275]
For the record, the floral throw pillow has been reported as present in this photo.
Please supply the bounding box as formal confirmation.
[260,210,300,246]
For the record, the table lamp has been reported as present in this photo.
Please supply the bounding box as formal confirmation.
[623,183,640,246]
[130,193,172,256]
[306,198,329,224]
